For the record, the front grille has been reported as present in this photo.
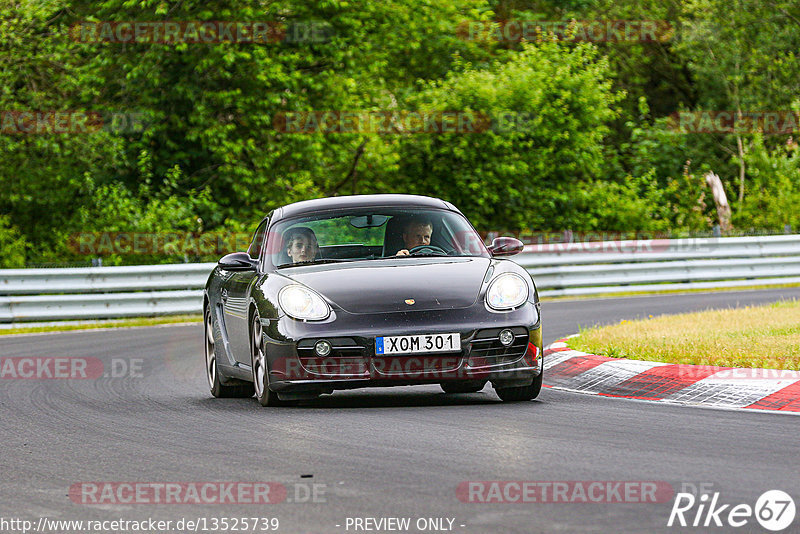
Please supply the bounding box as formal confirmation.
[296,338,368,375]
[373,353,464,375]
[468,327,529,367]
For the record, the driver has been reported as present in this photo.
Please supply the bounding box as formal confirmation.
[284,226,319,264]
[395,217,434,256]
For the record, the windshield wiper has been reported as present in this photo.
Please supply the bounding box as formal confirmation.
[383,253,449,258]
[277,259,352,268]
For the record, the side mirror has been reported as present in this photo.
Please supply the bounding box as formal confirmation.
[218,252,257,271]
[487,237,524,257]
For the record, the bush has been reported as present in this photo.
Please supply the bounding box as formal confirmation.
[0,216,27,268]
[735,135,800,231]
[393,40,629,231]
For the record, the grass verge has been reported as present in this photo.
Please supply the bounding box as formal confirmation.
[0,315,202,336]
[569,299,800,370]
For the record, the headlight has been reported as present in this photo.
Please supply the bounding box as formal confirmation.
[486,273,529,310]
[278,284,330,320]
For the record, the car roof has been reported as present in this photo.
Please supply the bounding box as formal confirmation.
[274,194,460,221]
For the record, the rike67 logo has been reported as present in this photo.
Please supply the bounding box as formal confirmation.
[668,489,796,531]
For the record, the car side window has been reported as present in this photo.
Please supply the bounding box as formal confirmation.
[248,219,269,259]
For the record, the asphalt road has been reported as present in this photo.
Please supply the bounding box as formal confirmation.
[1,288,798,534]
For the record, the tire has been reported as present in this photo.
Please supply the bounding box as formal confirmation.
[494,370,543,402]
[251,310,287,407]
[205,307,254,398]
[440,381,486,394]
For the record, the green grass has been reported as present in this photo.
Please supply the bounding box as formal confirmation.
[0,314,202,335]
[569,299,800,370]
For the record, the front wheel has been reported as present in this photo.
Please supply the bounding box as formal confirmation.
[251,311,286,407]
[205,307,254,398]
[494,371,543,402]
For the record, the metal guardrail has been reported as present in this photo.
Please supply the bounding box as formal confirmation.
[517,235,800,296]
[1,235,799,322]
[0,290,202,323]
[0,263,215,295]
[0,263,215,322]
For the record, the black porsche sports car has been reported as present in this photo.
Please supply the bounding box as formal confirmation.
[203,194,542,406]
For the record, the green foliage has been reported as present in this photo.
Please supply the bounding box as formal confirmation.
[394,40,624,231]
[63,0,492,221]
[678,0,800,112]
[1,0,799,267]
[0,215,27,268]
[675,0,800,216]
[66,164,224,264]
[0,2,128,261]
[623,111,717,232]
[735,135,800,231]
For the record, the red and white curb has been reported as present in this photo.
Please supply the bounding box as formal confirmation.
[543,339,800,414]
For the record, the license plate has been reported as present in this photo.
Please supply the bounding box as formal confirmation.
[375,333,461,355]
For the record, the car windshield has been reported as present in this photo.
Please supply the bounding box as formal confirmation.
[266,207,489,268]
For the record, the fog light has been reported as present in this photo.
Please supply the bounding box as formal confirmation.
[314,340,332,357]
[499,329,514,347]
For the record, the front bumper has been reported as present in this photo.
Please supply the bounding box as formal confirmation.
[262,302,542,396]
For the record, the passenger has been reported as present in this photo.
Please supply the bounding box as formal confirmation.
[284,226,319,264]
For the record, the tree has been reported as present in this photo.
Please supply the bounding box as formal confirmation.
[392,40,626,231]
[678,0,800,205]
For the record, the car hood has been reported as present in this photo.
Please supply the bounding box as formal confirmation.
[281,257,491,314]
